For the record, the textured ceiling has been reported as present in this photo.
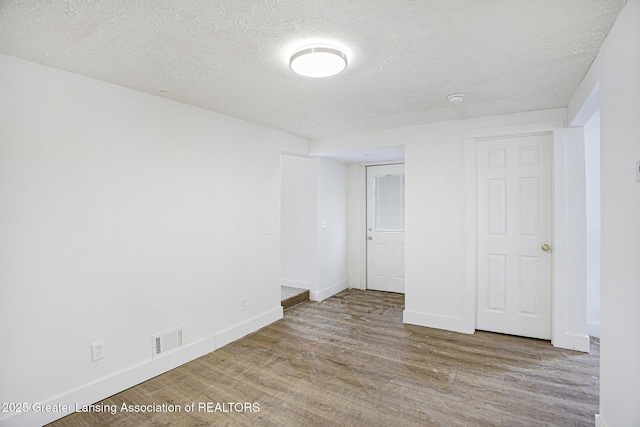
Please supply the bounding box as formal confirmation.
[0,0,626,140]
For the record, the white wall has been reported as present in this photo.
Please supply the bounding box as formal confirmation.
[311,108,589,349]
[584,111,601,338]
[280,155,347,301]
[280,154,318,290]
[570,0,640,425]
[404,123,468,330]
[0,54,307,427]
[346,164,367,289]
[316,158,348,300]
[562,127,589,345]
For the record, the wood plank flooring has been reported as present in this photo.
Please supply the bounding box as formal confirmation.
[281,286,310,311]
[47,290,599,427]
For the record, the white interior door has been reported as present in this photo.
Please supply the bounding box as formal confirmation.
[366,164,405,293]
[477,134,552,339]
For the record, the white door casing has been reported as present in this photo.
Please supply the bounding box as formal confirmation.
[476,133,553,339]
[366,164,405,293]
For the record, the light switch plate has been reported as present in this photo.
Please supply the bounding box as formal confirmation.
[636,160,640,182]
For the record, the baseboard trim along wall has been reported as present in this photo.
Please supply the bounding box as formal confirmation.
[347,278,363,290]
[281,279,311,290]
[554,332,591,353]
[403,310,474,334]
[310,279,348,302]
[595,414,608,427]
[0,307,284,427]
[587,322,601,338]
[215,307,283,349]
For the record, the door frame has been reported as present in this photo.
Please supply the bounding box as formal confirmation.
[465,121,590,351]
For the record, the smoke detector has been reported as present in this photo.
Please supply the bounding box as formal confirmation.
[447,93,465,105]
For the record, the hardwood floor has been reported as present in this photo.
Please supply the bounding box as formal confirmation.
[47,290,599,426]
[281,286,310,311]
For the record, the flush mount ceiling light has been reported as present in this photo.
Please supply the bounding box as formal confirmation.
[447,93,466,104]
[289,46,348,78]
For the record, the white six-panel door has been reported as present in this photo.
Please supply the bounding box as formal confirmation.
[477,133,552,339]
[366,164,405,293]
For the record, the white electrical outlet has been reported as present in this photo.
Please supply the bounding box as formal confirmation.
[636,160,640,182]
[91,341,105,362]
[240,297,247,311]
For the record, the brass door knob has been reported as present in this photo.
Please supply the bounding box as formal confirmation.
[541,244,550,252]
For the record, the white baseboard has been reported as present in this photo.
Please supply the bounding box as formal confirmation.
[402,311,592,352]
[0,307,283,427]
[403,310,474,334]
[310,279,348,302]
[281,279,311,289]
[595,414,608,427]
[215,306,283,349]
[587,322,600,338]
[553,332,591,353]
[347,278,363,290]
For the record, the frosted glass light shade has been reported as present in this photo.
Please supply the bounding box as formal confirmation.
[289,47,347,78]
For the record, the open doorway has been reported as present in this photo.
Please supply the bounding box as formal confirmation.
[280,152,317,308]
[279,152,349,304]
[312,145,405,293]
